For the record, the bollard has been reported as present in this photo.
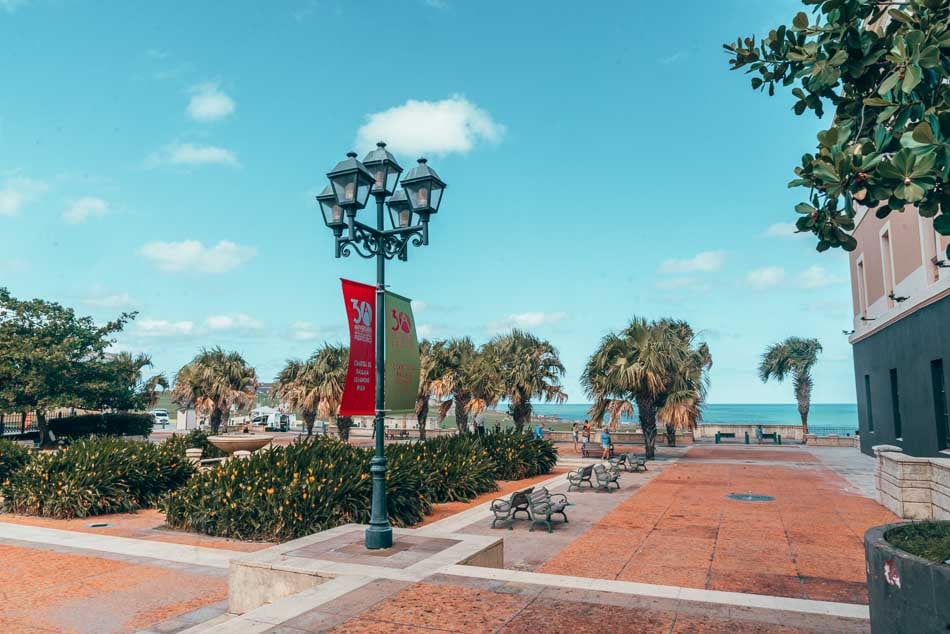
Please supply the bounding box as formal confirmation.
[777,434,782,445]
[185,448,203,467]
[744,431,750,444]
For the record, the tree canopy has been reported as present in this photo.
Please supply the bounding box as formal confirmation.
[725,0,950,255]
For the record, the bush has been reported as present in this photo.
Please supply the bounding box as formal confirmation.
[480,430,558,481]
[164,431,557,542]
[0,439,31,485]
[2,437,194,518]
[164,437,429,542]
[48,413,154,440]
[161,429,227,459]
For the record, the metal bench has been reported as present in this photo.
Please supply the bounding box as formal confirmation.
[567,465,594,491]
[609,453,647,473]
[527,487,570,533]
[593,464,621,491]
[581,442,613,458]
[715,431,738,444]
[755,428,782,444]
[489,487,534,529]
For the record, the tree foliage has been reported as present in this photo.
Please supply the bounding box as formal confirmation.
[725,0,950,255]
[172,347,257,434]
[759,337,823,434]
[0,288,134,444]
[583,318,710,459]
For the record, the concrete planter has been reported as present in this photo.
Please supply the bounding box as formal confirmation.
[864,522,950,633]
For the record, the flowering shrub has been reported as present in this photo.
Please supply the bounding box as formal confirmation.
[480,430,558,480]
[161,429,227,459]
[2,437,194,518]
[0,439,31,487]
[164,432,557,542]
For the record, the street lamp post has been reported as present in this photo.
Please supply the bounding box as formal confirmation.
[317,142,446,550]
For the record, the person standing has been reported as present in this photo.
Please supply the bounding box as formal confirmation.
[571,421,579,452]
[601,426,612,460]
[582,419,591,444]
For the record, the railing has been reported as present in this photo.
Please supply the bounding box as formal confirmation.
[809,426,860,437]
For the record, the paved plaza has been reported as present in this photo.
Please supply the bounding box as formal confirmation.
[0,442,888,633]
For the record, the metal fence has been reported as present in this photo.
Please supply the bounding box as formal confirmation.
[810,426,860,437]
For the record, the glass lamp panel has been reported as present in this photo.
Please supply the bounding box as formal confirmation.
[405,181,431,211]
[370,165,387,192]
[332,173,358,205]
[356,178,372,206]
[428,184,444,212]
[384,165,401,193]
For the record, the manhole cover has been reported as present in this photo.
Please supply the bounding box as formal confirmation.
[87,522,110,528]
[727,493,774,502]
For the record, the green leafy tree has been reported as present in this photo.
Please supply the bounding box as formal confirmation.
[415,340,438,441]
[583,318,711,459]
[97,352,169,412]
[172,348,258,434]
[758,337,823,435]
[725,0,950,255]
[0,288,133,446]
[429,338,482,433]
[273,344,352,438]
[482,330,567,432]
[273,358,321,436]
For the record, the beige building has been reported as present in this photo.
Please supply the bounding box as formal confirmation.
[849,204,950,456]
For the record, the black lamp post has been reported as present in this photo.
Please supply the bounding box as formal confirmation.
[317,142,446,550]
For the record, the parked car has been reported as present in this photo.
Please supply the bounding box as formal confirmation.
[149,409,170,427]
[249,412,295,432]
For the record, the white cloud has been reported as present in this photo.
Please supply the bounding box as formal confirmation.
[148,143,239,167]
[205,313,263,331]
[0,177,47,216]
[136,319,195,337]
[658,250,726,274]
[186,82,236,122]
[746,266,786,289]
[411,300,427,313]
[797,265,845,289]
[63,196,108,224]
[289,321,332,341]
[83,292,137,309]
[417,324,434,338]
[660,50,687,64]
[355,95,505,157]
[140,239,257,273]
[0,0,28,13]
[764,222,806,238]
[490,311,566,333]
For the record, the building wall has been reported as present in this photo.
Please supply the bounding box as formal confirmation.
[854,295,950,457]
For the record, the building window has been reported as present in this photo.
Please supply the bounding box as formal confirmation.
[881,228,895,308]
[932,360,949,450]
[890,368,902,440]
[856,256,868,317]
[865,374,874,433]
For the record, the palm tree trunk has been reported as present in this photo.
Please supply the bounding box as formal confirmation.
[210,408,223,434]
[336,416,353,441]
[636,395,658,459]
[665,422,676,447]
[511,401,531,433]
[794,372,812,438]
[455,395,470,433]
[303,410,316,437]
[416,399,429,441]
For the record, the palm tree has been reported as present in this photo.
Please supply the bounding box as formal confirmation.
[582,318,710,459]
[172,347,258,434]
[273,358,321,436]
[415,340,438,441]
[482,330,567,432]
[658,329,712,446]
[306,344,353,441]
[103,351,169,411]
[758,337,822,435]
[429,338,480,432]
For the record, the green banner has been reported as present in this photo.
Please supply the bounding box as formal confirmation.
[384,291,420,414]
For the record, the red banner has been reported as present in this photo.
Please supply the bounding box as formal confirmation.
[339,279,376,416]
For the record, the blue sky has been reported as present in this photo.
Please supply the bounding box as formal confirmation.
[0,0,856,404]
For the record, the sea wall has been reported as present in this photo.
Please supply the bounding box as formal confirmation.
[804,434,859,448]
[873,444,950,520]
[543,430,693,445]
[695,423,804,442]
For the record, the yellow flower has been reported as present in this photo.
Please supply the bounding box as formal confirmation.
[266,488,274,495]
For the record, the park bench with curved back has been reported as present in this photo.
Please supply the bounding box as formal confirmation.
[490,487,534,529]
[593,464,621,492]
[527,487,570,533]
[567,464,594,491]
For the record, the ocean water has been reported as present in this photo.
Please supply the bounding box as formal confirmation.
[524,403,858,433]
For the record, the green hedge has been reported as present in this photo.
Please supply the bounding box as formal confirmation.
[0,439,31,485]
[48,413,154,439]
[2,437,193,518]
[161,429,227,459]
[163,432,557,542]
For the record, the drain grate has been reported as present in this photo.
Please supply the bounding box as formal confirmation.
[87,522,110,528]
[727,493,774,502]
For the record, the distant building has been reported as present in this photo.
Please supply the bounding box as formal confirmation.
[849,205,950,456]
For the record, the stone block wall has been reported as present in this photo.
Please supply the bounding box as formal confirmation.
[804,434,859,448]
[874,445,950,520]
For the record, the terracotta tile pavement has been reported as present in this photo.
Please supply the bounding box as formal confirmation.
[537,448,897,604]
[0,543,227,633]
[327,582,826,633]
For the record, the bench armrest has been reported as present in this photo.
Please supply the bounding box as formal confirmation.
[490,498,512,512]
